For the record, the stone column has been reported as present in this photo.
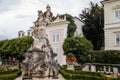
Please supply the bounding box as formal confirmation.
[108,66,110,71]
[103,66,106,72]
[0,61,2,65]
[91,65,96,72]
[113,67,118,74]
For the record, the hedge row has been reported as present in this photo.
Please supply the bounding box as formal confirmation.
[63,69,105,77]
[89,50,120,64]
[0,69,21,80]
[60,69,116,80]
[0,69,20,75]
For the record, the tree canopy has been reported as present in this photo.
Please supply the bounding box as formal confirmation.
[66,14,77,37]
[0,36,33,61]
[80,2,104,50]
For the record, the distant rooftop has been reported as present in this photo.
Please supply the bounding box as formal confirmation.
[102,0,118,3]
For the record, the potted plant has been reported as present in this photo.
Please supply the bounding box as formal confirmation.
[66,53,76,70]
[66,53,77,62]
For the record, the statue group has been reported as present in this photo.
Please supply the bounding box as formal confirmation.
[22,5,59,78]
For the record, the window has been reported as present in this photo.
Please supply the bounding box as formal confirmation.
[115,10,120,22]
[52,33,60,43]
[115,33,120,46]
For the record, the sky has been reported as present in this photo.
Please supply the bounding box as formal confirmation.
[0,0,103,40]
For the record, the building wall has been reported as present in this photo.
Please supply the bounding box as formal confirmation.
[74,17,84,37]
[104,0,120,25]
[103,0,120,50]
[47,21,69,66]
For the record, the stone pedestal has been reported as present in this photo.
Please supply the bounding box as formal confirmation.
[113,67,118,74]
[67,64,74,70]
[21,5,59,78]
[91,65,96,72]
[0,61,2,65]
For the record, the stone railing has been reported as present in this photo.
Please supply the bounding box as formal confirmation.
[75,63,120,75]
[0,59,19,67]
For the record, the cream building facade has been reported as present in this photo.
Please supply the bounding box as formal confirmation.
[74,17,84,37]
[102,0,120,50]
[47,16,69,66]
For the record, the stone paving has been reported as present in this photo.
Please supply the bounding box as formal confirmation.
[15,74,65,80]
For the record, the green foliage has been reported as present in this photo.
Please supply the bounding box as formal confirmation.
[62,65,67,69]
[0,36,34,61]
[80,2,104,50]
[60,14,77,37]
[63,37,93,55]
[67,53,75,58]
[59,68,112,80]
[0,69,20,75]
[0,69,21,80]
[63,36,93,63]
[62,69,105,77]
[66,14,77,37]
[89,50,120,64]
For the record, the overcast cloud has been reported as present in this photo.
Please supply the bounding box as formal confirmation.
[0,0,102,40]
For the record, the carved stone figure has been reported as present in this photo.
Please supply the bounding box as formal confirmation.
[21,5,59,78]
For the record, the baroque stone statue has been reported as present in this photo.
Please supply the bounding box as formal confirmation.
[21,5,59,78]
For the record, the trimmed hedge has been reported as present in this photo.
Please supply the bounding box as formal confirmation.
[60,69,116,80]
[63,69,105,77]
[0,69,20,75]
[89,50,120,64]
[0,69,21,80]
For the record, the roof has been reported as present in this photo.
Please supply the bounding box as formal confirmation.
[18,30,25,33]
[102,0,118,3]
[74,17,83,22]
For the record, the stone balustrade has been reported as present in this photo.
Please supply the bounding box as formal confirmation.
[76,63,120,75]
[0,59,19,67]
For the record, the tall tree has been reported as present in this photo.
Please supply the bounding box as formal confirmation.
[80,2,104,50]
[60,14,76,37]
[66,14,77,37]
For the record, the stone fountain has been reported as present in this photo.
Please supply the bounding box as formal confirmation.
[21,5,59,79]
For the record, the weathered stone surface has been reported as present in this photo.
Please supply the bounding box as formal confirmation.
[21,5,59,78]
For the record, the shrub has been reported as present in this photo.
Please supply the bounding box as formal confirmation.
[0,69,18,75]
[63,36,93,64]
[62,69,105,77]
[89,50,120,64]
[0,36,34,61]
[62,65,67,69]
[67,53,75,58]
